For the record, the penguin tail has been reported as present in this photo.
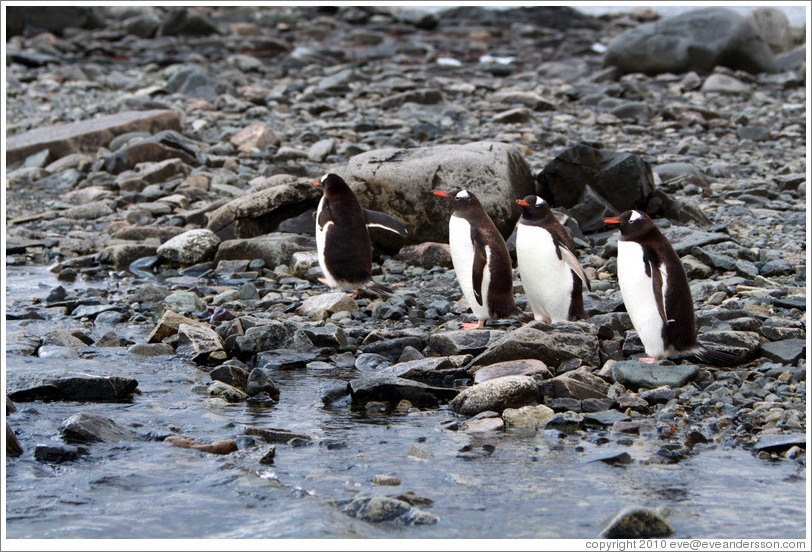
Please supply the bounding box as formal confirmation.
[680,344,745,368]
[364,280,395,297]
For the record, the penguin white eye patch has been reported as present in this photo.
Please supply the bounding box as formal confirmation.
[629,210,644,222]
[320,174,329,183]
[455,190,470,199]
[535,197,544,207]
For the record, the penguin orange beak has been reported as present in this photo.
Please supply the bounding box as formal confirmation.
[432,190,450,198]
[313,182,321,188]
[516,200,530,207]
[604,218,622,225]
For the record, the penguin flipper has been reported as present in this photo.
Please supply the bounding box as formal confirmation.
[559,245,591,292]
[363,209,408,237]
[470,229,488,307]
[644,249,668,326]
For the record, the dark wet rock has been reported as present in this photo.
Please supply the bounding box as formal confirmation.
[581,398,615,413]
[93,332,133,348]
[295,325,349,350]
[206,180,319,241]
[210,363,251,390]
[156,229,221,266]
[244,367,281,399]
[34,443,88,463]
[450,375,540,416]
[536,142,655,233]
[612,361,699,391]
[348,376,458,408]
[394,242,453,269]
[175,323,224,362]
[546,411,584,428]
[215,234,315,269]
[8,374,138,403]
[233,322,297,356]
[241,426,311,445]
[59,412,138,444]
[456,443,497,460]
[338,495,438,526]
[469,322,599,369]
[580,448,632,464]
[361,337,424,361]
[472,359,553,384]
[299,292,358,318]
[7,423,23,457]
[601,507,675,538]
[753,433,805,452]
[428,329,505,357]
[6,109,180,166]
[604,7,778,76]
[345,141,534,243]
[760,339,806,364]
[255,350,320,370]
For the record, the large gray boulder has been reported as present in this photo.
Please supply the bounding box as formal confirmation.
[215,233,315,269]
[206,179,320,240]
[344,141,535,243]
[603,7,779,76]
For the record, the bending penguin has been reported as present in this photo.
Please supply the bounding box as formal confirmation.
[433,188,516,329]
[314,173,408,297]
[515,195,591,323]
[604,210,739,366]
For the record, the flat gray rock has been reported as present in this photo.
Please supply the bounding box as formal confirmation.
[611,361,699,390]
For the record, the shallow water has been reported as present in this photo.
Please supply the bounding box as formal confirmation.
[4,267,807,539]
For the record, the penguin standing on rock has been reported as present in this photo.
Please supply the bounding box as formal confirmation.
[314,173,408,298]
[433,189,517,329]
[604,210,739,366]
[515,195,591,323]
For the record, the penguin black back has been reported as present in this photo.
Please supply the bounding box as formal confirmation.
[316,173,373,285]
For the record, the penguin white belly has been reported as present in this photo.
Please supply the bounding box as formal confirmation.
[449,215,491,320]
[617,240,666,357]
[315,196,344,289]
[516,224,574,323]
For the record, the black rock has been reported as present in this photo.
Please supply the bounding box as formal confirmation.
[34,443,88,463]
[9,375,138,402]
[244,367,281,399]
[601,506,674,538]
[536,142,655,233]
[255,350,319,370]
[59,412,138,444]
[348,376,458,408]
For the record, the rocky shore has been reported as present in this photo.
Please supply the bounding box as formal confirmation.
[5,6,807,537]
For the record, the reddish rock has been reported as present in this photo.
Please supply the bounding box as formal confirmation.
[6,109,180,165]
[166,436,237,455]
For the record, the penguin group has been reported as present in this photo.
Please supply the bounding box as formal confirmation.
[313,173,739,367]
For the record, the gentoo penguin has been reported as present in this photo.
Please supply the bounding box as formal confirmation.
[604,210,738,366]
[515,195,591,323]
[314,173,408,297]
[433,189,516,329]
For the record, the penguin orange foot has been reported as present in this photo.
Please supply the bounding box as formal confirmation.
[462,320,486,330]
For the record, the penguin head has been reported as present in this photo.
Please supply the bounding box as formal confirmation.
[604,210,656,240]
[516,195,552,220]
[314,173,349,194]
[432,188,482,211]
